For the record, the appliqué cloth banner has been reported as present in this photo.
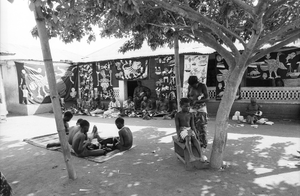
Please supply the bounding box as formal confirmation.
[16,62,73,104]
[154,56,177,100]
[114,58,149,80]
[182,55,209,97]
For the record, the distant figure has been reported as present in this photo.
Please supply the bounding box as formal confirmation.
[175,98,205,162]
[20,84,29,104]
[275,78,284,87]
[72,120,106,157]
[90,98,106,116]
[133,81,151,110]
[155,95,169,114]
[103,97,121,118]
[246,98,262,124]
[122,96,135,116]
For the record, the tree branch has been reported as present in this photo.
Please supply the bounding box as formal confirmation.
[255,18,300,49]
[232,0,256,18]
[181,29,236,67]
[248,32,300,64]
[146,0,244,57]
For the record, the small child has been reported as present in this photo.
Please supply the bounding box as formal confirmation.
[246,98,262,124]
[21,85,28,104]
[175,98,205,162]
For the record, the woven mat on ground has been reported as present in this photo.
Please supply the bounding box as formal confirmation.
[23,133,135,163]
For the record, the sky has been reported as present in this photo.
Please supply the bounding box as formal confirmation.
[0,0,125,56]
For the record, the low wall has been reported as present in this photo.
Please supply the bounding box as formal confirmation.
[207,100,300,120]
[8,103,53,115]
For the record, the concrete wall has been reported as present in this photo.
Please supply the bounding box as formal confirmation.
[1,61,53,115]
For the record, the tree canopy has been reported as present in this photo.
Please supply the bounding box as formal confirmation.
[31,0,300,65]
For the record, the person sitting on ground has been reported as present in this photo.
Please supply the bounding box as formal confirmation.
[175,98,205,162]
[246,98,262,125]
[121,96,135,117]
[72,120,106,157]
[46,112,74,148]
[155,95,169,115]
[63,111,73,135]
[90,98,106,116]
[114,117,133,151]
[133,81,151,110]
[140,96,154,120]
[97,117,133,151]
[103,97,121,118]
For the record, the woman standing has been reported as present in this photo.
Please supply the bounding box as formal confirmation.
[187,76,209,148]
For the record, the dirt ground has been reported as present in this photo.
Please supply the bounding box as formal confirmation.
[0,113,299,196]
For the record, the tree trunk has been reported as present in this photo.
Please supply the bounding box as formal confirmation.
[174,33,181,111]
[209,65,246,169]
[33,5,77,180]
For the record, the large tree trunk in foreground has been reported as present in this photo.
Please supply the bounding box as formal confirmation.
[33,5,77,180]
[209,66,246,169]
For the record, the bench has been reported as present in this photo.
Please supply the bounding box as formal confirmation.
[172,135,209,170]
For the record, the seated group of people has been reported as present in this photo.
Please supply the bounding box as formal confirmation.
[47,111,133,158]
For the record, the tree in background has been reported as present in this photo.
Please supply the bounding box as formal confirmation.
[30,0,300,169]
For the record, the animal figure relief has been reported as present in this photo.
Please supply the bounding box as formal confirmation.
[265,52,287,79]
[123,61,142,79]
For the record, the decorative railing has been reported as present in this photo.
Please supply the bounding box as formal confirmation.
[115,86,299,102]
[113,88,120,99]
[207,87,300,101]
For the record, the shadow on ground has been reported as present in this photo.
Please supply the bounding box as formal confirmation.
[0,114,299,195]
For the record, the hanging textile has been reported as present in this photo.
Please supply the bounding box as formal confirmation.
[16,62,72,104]
[154,56,177,100]
[182,55,209,97]
[95,61,114,100]
[247,49,300,81]
[114,58,149,80]
[78,63,95,101]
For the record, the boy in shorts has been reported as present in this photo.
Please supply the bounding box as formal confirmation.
[101,117,133,151]
[72,120,106,157]
[175,98,205,162]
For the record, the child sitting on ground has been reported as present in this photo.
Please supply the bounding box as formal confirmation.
[175,98,205,162]
[100,117,133,151]
[72,120,106,157]
[246,98,262,124]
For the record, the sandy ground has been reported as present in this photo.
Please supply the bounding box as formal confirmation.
[0,113,299,196]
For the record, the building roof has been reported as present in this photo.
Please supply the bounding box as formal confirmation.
[79,40,216,63]
[0,42,83,62]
